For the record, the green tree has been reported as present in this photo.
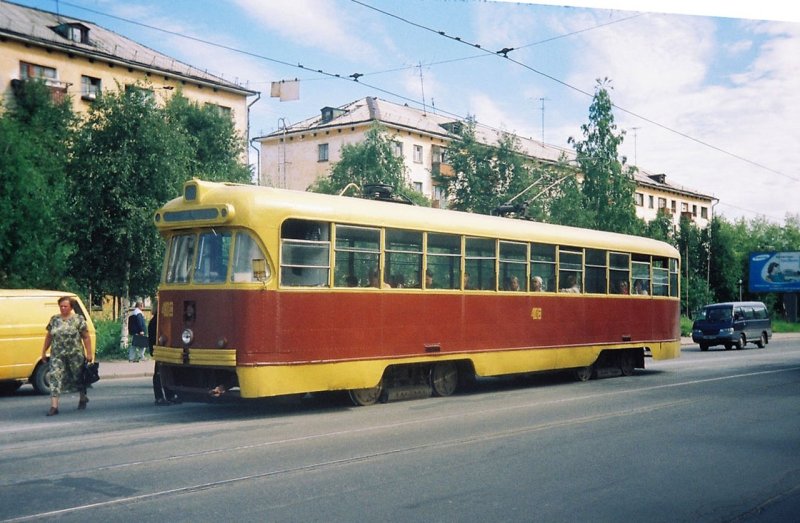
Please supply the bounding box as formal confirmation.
[309,123,425,204]
[67,87,194,300]
[0,80,75,288]
[165,92,252,182]
[707,218,739,302]
[568,79,638,234]
[434,118,532,215]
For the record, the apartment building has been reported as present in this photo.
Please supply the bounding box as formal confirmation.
[0,1,257,152]
[256,96,715,228]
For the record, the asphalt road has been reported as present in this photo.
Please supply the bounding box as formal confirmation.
[2,335,799,522]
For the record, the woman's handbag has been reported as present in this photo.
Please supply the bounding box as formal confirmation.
[82,361,100,386]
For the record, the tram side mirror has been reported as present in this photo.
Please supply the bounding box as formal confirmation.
[252,259,267,282]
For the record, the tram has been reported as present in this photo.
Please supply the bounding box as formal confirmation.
[152,179,680,405]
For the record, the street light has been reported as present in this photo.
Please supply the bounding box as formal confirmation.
[738,279,743,301]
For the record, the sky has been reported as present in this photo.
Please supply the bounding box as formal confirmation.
[13,0,800,224]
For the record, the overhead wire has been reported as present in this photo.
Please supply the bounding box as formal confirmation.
[49,0,792,219]
[351,0,798,186]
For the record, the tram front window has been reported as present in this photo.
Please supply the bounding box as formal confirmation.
[165,234,195,283]
[194,231,232,283]
[232,232,269,283]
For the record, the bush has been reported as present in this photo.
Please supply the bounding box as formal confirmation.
[94,319,126,360]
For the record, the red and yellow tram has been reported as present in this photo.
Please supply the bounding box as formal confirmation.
[152,179,680,405]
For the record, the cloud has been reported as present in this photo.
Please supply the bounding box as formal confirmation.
[234,0,380,64]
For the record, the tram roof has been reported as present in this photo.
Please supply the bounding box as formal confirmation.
[157,180,680,258]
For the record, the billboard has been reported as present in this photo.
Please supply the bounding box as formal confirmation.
[749,251,800,292]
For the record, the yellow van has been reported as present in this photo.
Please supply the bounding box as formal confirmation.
[0,290,96,394]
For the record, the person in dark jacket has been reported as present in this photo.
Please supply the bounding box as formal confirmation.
[127,302,147,362]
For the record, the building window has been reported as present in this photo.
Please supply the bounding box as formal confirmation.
[692,204,697,216]
[413,181,423,193]
[204,102,232,118]
[52,22,90,44]
[20,61,56,81]
[18,61,66,102]
[671,200,677,213]
[125,84,154,101]
[392,141,402,157]
[635,193,644,206]
[648,195,654,209]
[658,197,667,209]
[681,202,688,213]
[81,75,101,101]
[701,207,708,219]
[318,143,329,162]
[413,145,423,163]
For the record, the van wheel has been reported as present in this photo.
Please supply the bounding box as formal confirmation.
[735,334,746,350]
[756,333,767,348]
[699,343,709,352]
[32,364,50,395]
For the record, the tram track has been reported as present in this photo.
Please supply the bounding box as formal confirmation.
[4,396,700,522]
[3,363,799,496]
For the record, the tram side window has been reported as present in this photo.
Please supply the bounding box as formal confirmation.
[585,249,607,294]
[465,237,496,290]
[193,230,232,283]
[334,225,380,287]
[632,255,651,295]
[385,229,423,288]
[165,234,195,284]
[499,241,527,291]
[609,252,630,294]
[280,219,331,287]
[558,247,583,293]
[530,243,556,292]
[231,232,269,283]
[426,233,461,289]
[652,257,670,296]
[669,258,679,297]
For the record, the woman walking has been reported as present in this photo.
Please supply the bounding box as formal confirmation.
[41,296,93,416]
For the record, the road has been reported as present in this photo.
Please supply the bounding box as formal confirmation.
[2,336,800,522]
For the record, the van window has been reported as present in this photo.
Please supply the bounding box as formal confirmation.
[705,307,732,322]
[754,306,768,320]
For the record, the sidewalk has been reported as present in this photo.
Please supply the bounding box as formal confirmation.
[98,358,154,379]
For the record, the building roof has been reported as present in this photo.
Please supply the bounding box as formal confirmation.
[0,0,257,96]
[262,95,713,202]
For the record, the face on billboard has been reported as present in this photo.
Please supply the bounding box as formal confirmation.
[749,252,800,292]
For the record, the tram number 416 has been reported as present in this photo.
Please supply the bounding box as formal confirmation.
[530,307,542,320]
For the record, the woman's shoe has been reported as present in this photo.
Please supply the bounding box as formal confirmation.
[78,396,89,410]
[46,407,59,416]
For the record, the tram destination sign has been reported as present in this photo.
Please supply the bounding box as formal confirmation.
[749,251,800,292]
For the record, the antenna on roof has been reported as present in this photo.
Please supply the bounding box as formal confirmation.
[417,62,427,116]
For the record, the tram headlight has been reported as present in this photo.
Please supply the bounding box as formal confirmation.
[181,328,194,345]
[158,334,168,346]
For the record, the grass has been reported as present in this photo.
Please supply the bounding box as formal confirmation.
[94,319,127,360]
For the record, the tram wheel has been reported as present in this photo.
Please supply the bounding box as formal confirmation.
[430,362,459,397]
[619,352,635,376]
[348,381,383,406]
[574,365,594,382]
